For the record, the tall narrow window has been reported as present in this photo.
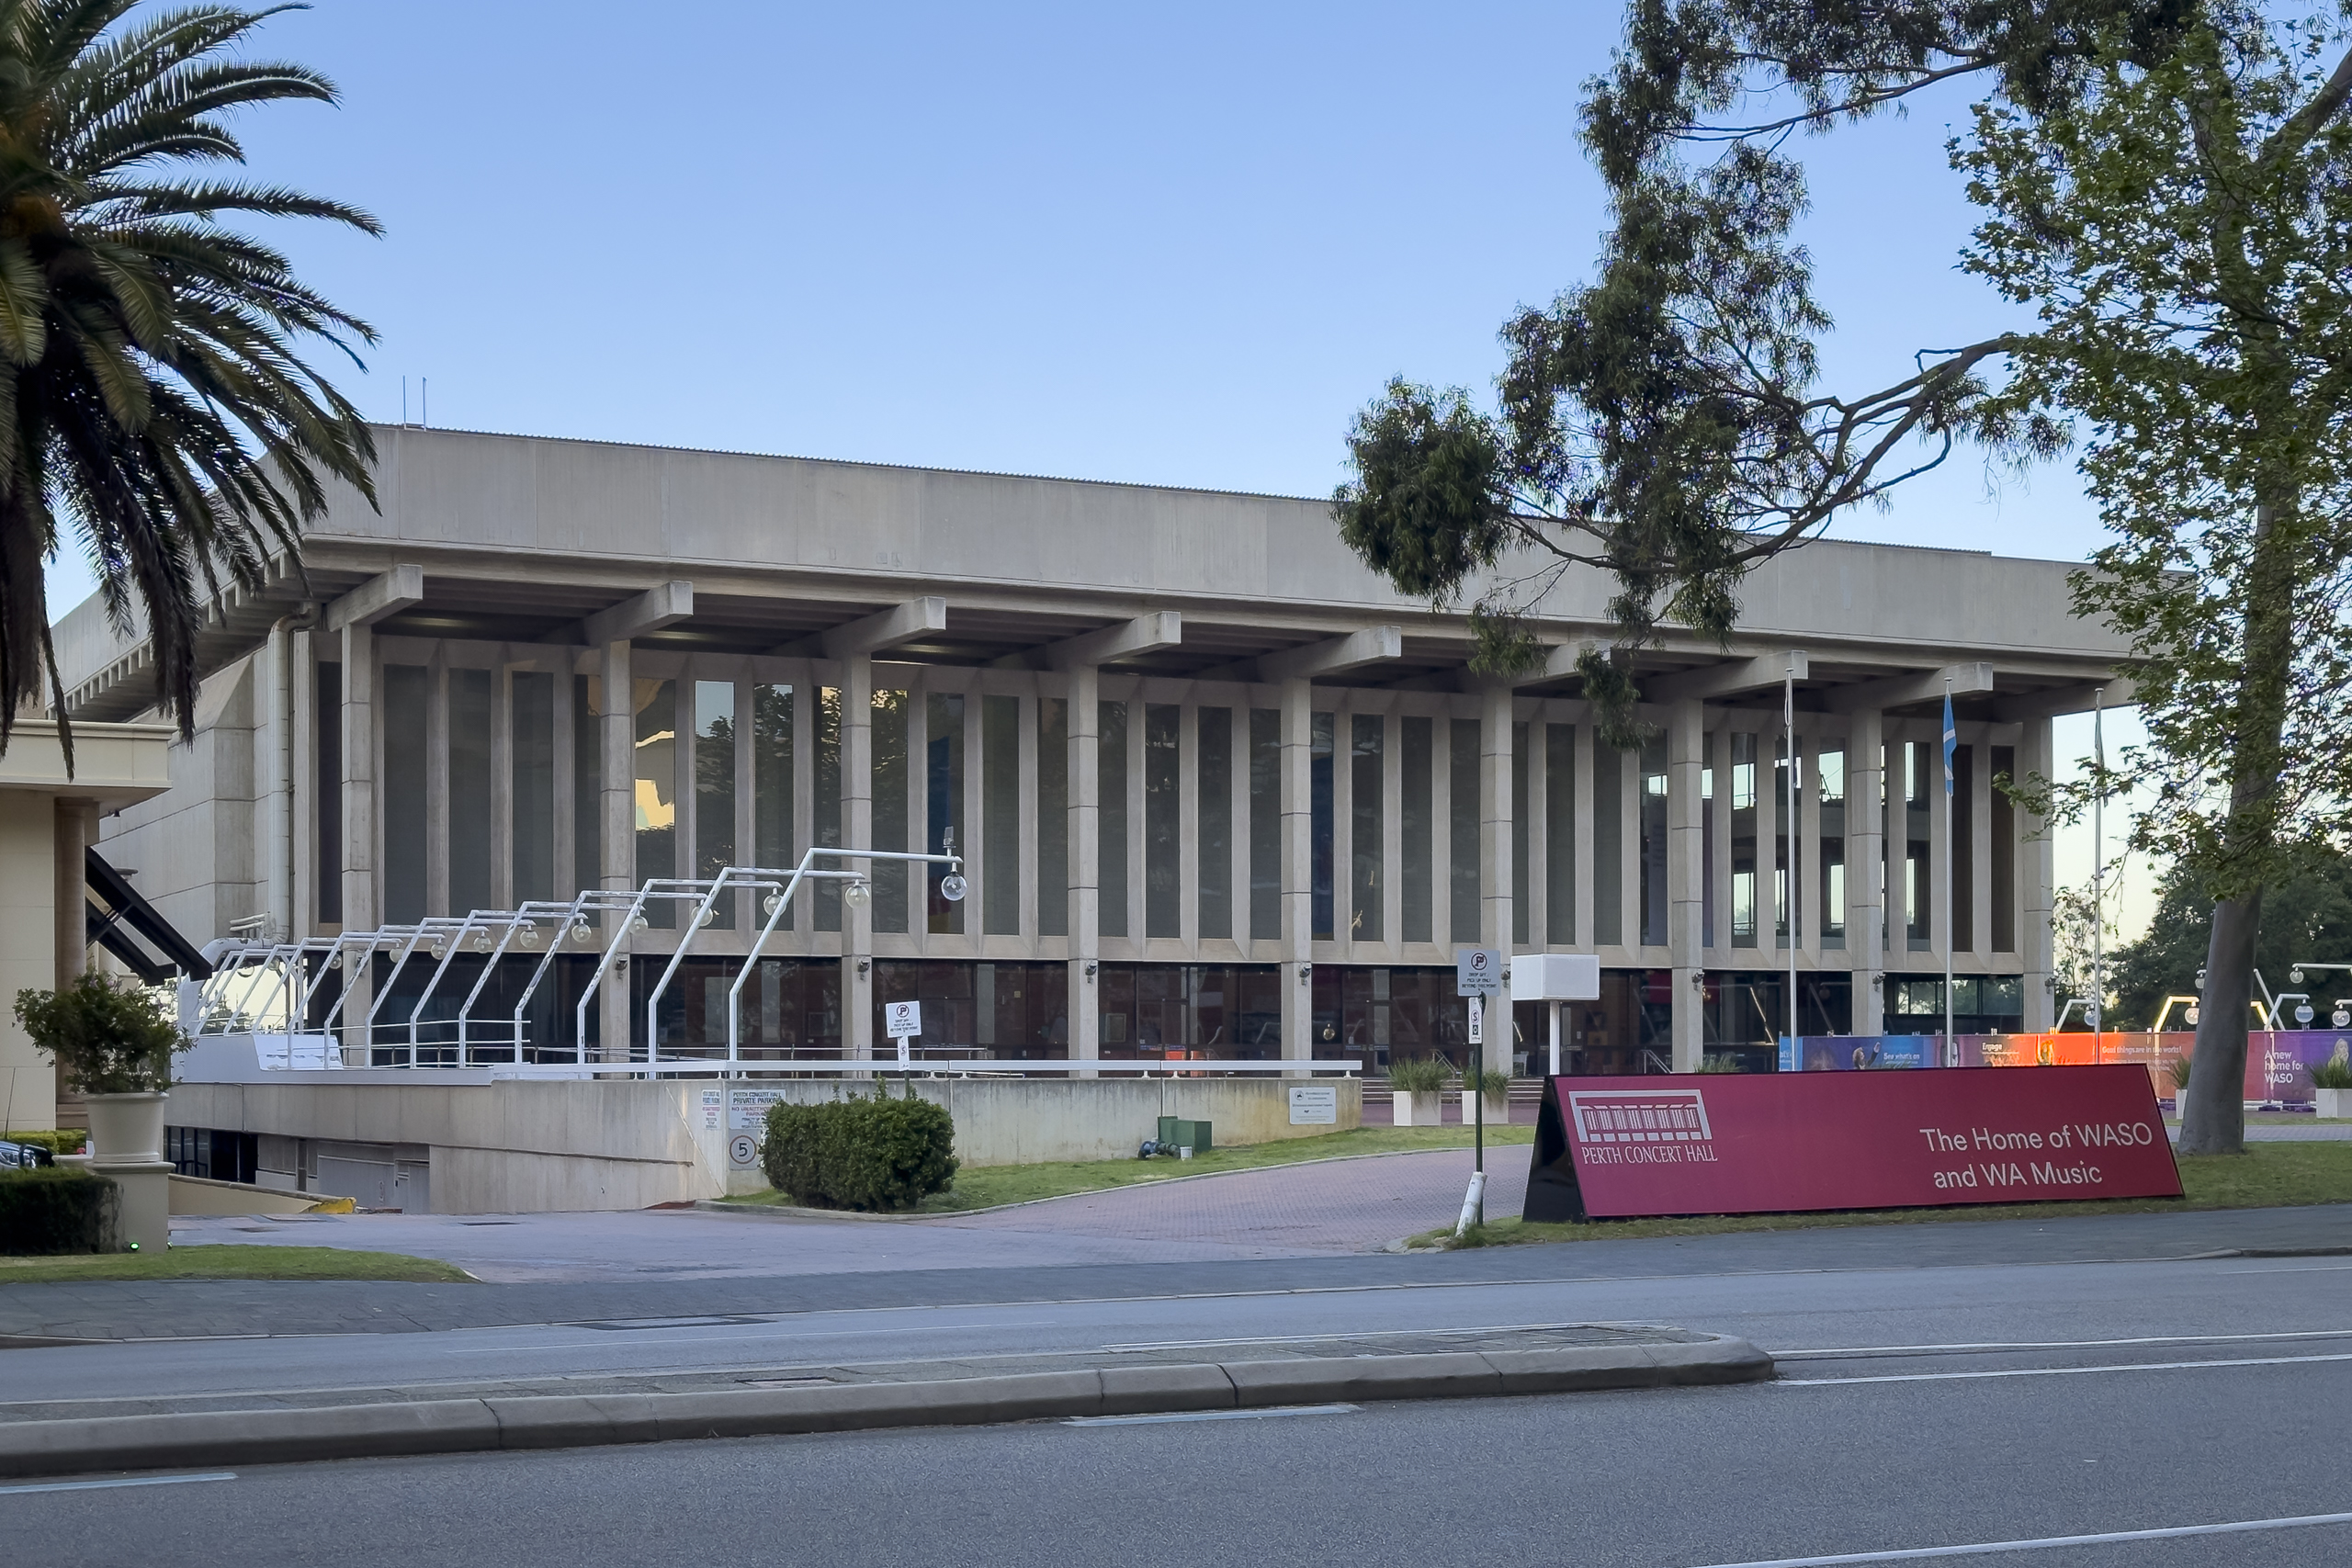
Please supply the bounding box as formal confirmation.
[317,660,343,923]
[448,668,492,917]
[1197,707,1232,941]
[871,690,908,934]
[1144,704,1181,939]
[573,674,602,904]
[1249,709,1280,942]
[1099,700,1128,939]
[512,671,555,906]
[1702,732,1716,947]
[1401,716,1433,944]
[1511,722,1530,946]
[634,679,678,926]
[1639,735,1668,948]
[1036,699,1068,937]
[1775,735,1799,948]
[1905,739,1931,950]
[1544,724,1574,946]
[1449,718,1480,944]
[1992,744,2017,953]
[1351,714,1383,942]
[1818,746,1846,949]
[1593,736,1623,947]
[1311,713,1335,942]
[1951,743,1973,953]
[814,687,842,931]
[1730,732,1757,947]
[384,665,428,925]
[925,693,964,935]
[982,694,1020,936]
[752,682,792,872]
[695,681,736,928]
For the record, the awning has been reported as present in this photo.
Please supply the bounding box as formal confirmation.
[85,848,213,984]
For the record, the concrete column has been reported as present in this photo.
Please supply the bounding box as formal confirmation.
[1848,708,1885,1034]
[258,624,293,941]
[1667,698,1705,1071]
[338,624,375,1027]
[1279,676,1312,1068]
[1066,665,1101,1069]
[290,630,317,938]
[2020,716,2056,1030]
[53,798,89,987]
[599,639,634,1060]
[842,657,874,1065]
[1478,682,1514,1079]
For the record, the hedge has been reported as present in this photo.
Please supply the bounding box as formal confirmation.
[0,1130,87,1156]
[0,1168,119,1255]
[761,1086,957,1212]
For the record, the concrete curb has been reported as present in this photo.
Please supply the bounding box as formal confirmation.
[0,1337,1770,1479]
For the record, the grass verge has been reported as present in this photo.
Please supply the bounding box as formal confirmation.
[0,1246,475,1284]
[1413,1142,2352,1249]
[728,1123,1536,1213]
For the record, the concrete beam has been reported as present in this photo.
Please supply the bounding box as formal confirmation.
[576,580,694,647]
[1991,678,2136,723]
[1214,625,1401,684]
[994,612,1182,671]
[1645,650,1808,704]
[775,596,948,660]
[322,566,424,632]
[1822,661,1996,715]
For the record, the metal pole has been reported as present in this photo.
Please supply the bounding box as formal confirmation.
[2093,686,2105,1062]
[1786,664,1798,1057]
[1944,676,1954,1066]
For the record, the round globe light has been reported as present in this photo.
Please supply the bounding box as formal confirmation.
[843,879,872,909]
[571,922,594,945]
[762,893,782,916]
[940,873,967,903]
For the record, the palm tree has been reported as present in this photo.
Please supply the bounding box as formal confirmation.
[0,0,376,764]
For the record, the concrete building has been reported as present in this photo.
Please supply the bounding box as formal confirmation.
[50,424,2128,1092]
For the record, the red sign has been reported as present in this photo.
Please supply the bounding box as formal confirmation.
[1524,1066,2182,1222]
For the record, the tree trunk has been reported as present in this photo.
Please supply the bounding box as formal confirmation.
[2179,888,2262,1155]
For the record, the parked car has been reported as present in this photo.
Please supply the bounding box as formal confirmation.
[0,1139,55,1169]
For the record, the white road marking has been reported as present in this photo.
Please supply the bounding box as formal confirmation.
[1064,1404,1357,1427]
[0,1472,236,1496]
[1684,1508,2352,1565]
[1772,1327,2352,1358]
[1779,1350,2352,1385]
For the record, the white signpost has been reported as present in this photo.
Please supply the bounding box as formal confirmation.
[885,999,922,1067]
[1453,948,1504,1227]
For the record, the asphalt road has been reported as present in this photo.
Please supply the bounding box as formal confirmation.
[8,1328,2349,1566]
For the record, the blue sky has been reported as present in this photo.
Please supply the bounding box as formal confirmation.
[46,0,2145,942]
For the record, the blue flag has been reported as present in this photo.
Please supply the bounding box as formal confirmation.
[1942,693,1957,796]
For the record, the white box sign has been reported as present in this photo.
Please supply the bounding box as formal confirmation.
[886,1000,922,1039]
[729,1087,789,1132]
[1288,1086,1338,1125]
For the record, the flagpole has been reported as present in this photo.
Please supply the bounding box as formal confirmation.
[1943,678,1955,1067]
[2093,687,2105,1062]
[1787,663,1798,1059]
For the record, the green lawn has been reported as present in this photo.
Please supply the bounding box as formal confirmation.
[728,1123,1537,1213]
[0,1245,475,1284]
[1425,1141,2352,1249]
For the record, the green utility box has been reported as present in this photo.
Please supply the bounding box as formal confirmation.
[1156,1116,1212,1153]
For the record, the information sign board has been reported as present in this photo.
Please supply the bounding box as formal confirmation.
[886,1001,922,1039]
[1288,1085,1338,1125]
[1454,948,1503,997]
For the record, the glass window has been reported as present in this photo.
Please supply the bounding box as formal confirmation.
[1639,734,1667,947]
[1197,707,1232,941]
[1545,724,1574,947]
[1099,700,1127,939]
[1311,713,1335,942]
[1818,745,1846,949]
[752,682,792,877]
[1449,718,1480,944]
[512,671,554,906]
[1036,698,1068,937]
[573,674,602,903]
[926,693,964,935]
[695,681,736,929]
[814,687,842,931]
[1905,739,1931,950]
[1992,744,2017,953]
[1730,731,1757,947]
[1952,743,1973,953]
[316,660,342,923]
[383,665,427,925]
[1775,736,1800,948]
[634,679,678,926]
[871,690,908,934]
[1401,716,1433,945]
[448,668,492,916]
[1511,722,1529,946]
[1702,731,1717,947]
[982,694,1020,937]
[1145,703,1182,939]
[1249,709,1280,942]
[1351,714,1383,942]
[1593,737,1623,947]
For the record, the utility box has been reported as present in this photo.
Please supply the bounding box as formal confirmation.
[1157,1116,1212,1153]
[1510,953,1601,1001]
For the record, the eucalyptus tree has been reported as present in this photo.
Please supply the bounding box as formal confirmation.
[0,0,378,764]
[1333,1,2352,1153]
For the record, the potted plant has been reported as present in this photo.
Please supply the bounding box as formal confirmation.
[1462,1066,1511,1125]
[2312,1046,2352,1121]
[13,973,187,1162]
[1386,1056,1451,1127]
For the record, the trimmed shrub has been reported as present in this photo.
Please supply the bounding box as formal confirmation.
[0,1130,86,1156]
[1386,1057,1452,1095]
[762,1085,957,1212]
[0,1168,119,1255]
[14,972,185,1094]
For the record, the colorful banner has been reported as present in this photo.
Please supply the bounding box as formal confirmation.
[1780,1030,2352,1108]
[1524,1066,2182,1222]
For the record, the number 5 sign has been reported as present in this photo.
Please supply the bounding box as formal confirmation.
[886,1001,922,1039]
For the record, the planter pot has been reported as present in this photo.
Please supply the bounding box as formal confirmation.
[84,1091,168,1163]
[1458,1090,1510,1126]
[2318,1088,2350,1121]
[1391,1089,1435,1128]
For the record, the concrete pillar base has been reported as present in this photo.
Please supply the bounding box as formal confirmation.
[90,1159,173,1254]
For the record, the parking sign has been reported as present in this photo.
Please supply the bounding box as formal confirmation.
[886,1000,922,1039]
[1454,948,1503,997]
